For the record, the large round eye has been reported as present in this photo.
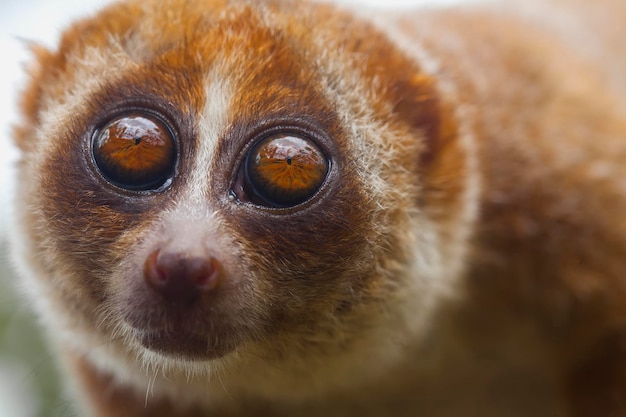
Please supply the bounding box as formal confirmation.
[93,114,176,190]
[245,134,329,207]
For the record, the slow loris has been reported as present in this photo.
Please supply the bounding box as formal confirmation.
[9,0,626,416]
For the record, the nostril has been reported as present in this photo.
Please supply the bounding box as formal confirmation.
[194,257,221,290]
[144,250,167,288]
[143,249,221,298]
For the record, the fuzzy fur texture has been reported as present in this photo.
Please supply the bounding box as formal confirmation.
[9,0,626,416]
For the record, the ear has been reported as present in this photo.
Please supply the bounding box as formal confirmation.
[372,39,476,253]
[354,28,473,224]
[13,42,56,152]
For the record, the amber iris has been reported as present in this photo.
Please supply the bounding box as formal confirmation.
[246,134,328,207]
[93,114,176,190]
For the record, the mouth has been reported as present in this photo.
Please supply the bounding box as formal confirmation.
[137,329,236,360]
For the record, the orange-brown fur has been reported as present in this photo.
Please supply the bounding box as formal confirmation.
[9,0,626,416]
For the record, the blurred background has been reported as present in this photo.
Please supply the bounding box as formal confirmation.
[0,0,464,416]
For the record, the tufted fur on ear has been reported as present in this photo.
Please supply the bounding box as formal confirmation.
[9,0,626,416]
[13,43,52,152]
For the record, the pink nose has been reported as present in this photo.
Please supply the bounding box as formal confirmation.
[143,249,220,301]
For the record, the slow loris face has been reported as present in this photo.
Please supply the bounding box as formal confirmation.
[11,0,474,402]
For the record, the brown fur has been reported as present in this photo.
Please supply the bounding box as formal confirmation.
[9,0,626,416]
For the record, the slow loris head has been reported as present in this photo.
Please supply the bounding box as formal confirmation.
[11,0,475,401]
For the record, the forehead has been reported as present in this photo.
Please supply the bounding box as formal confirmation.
[68,0,335,103]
